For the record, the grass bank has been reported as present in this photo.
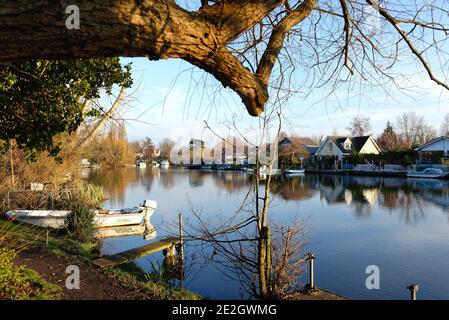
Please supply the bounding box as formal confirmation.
[0,219,200,300]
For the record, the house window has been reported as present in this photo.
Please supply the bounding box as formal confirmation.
[344,141,351,150]
[327,143,332,152]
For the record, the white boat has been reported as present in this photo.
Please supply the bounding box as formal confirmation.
[286,169,305,175]
[160,160,170,168]
[407,168,449,179]
[136,160,147,167]
[5,200,157,229]
[152,161,160,167]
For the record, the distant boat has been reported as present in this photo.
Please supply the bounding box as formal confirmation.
[152,161,160,167]
[286,169,305,175]
[407,168,449,179]
[160,160,170,168]
[5,200,157,229]
[136,160,147,167]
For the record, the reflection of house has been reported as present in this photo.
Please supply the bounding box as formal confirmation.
[279,137,319,159]
[314,136,381,160]
[414,136,449,163]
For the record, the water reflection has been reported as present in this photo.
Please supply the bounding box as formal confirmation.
[80,168,449,226]
[81,167,449,299]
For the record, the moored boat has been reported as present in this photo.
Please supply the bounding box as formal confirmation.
[286,169,305,175]
[136,160,147,167]
[5,200,157,229]
[407,168,449,179]
[160,160,170,168]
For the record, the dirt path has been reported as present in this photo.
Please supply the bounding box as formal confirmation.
[14,248,155,300]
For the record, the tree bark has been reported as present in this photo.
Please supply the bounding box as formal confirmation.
[0,0,316,116]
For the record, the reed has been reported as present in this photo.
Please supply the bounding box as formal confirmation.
[62,183,106,242]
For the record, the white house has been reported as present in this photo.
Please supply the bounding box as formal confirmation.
[414,136,449,162]
[314,136,381,160]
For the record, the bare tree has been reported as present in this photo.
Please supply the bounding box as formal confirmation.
[1,1,449,117]
[347,116,372,137]
[441,113,449,137]
[159,138,176,161]
[396,112,436,148]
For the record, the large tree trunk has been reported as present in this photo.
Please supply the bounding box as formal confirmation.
[0,0,316,116]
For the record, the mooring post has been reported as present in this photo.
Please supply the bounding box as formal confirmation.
[307,253,316,290]
[178,212,184,261]
[407,284,419,301]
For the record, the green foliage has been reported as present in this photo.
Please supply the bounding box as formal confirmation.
[346,150,418,166]
[64,200,97,243]
[346,152,364,165]
[0,248,60,300]
[63,184,106,242]
[114,262,201,300]
[144,260,173,284]
[0,58,132,160]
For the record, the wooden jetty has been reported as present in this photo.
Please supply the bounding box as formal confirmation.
[93,237,180,268]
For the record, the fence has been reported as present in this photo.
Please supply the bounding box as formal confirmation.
[0,188,83,213]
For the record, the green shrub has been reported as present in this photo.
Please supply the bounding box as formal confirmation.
[64,200,97,242]
[63,184,106,242]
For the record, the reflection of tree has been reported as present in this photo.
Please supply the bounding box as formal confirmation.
[88,167,140,206]
[210,171,251,192]
[270,176,316,201]
[188,171,205,187]
[394,191,426,225]
[159,169,175,189]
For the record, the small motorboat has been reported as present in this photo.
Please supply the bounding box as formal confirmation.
[160,160,170,168]
[407,168,449,179]
[5,200,157,229]
[136,160,147,167]
[286,169,305,176]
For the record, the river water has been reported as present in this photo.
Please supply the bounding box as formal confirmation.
[81,167,449,300]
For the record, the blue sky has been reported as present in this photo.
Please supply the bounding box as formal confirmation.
[117,57,449,145]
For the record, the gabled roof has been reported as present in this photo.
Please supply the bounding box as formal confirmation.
[413,136,449,151]
[351,136,371,152]
[279,136,318,147]
[316,135,379,155]
[328,136,351,153]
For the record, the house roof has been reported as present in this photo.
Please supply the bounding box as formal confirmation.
[279,136,320,156]
[317,135,377,155]
[351,136,371,152]
[280,136,318,147]
[413,136,449,151]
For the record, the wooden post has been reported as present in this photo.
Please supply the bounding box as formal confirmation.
[407,284,419,301]
[307,253,316,290]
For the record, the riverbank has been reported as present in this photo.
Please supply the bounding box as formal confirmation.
[0,219,200,300]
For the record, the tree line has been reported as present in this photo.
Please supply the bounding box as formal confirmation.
[348,112,449,151]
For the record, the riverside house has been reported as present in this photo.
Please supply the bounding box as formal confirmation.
[314,135,381,162]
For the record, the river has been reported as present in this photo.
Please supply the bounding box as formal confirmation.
[81,166,449,300]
